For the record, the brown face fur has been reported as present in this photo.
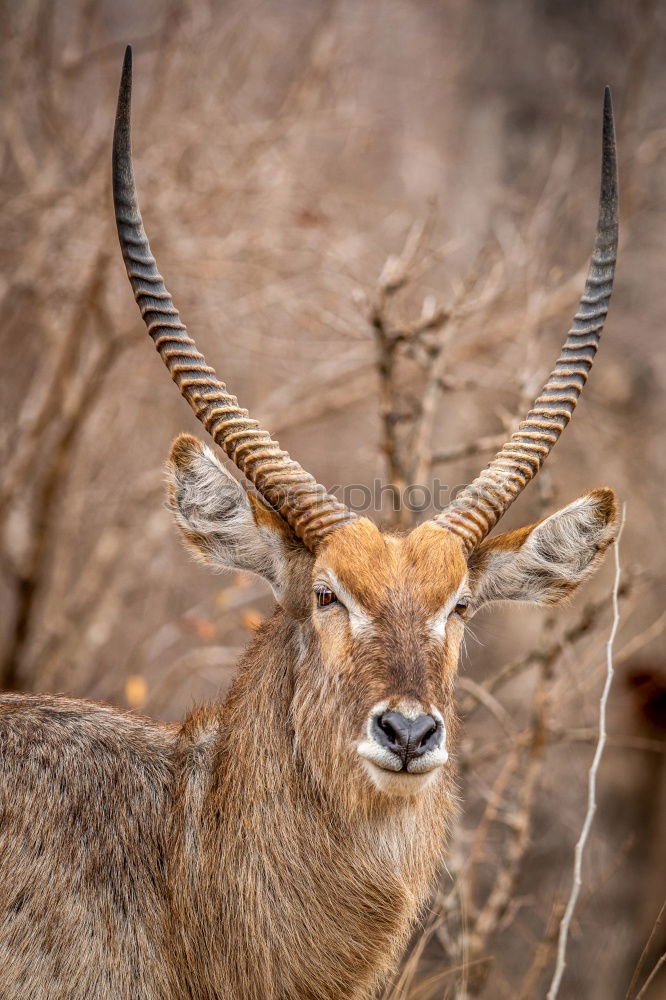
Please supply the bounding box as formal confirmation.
[288,519,467,809]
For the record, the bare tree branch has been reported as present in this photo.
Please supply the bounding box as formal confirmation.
[547,506,627,1000]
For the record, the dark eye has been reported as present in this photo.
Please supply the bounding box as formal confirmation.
[453,597,470,618]
[315,587,338,609]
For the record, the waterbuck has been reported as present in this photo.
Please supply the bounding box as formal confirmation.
[0,47,619,1000]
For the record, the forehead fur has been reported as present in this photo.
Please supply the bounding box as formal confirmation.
[316,518,467,615]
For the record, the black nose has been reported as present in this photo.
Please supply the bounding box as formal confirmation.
[373,711,441,769]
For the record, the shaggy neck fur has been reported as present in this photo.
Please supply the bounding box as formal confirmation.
[168,610,455,1000]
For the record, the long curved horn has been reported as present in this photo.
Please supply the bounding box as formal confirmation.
[112,46,356,551]
[435,87,618,554]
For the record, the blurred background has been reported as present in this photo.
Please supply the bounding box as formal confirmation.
[1,1,665,997]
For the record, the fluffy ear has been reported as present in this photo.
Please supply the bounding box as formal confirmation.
[468,488,618,609]
[165,433,298,597]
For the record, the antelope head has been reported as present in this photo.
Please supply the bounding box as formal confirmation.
[113,48,618,806]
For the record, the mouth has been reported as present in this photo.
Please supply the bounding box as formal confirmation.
[359,759,444,796]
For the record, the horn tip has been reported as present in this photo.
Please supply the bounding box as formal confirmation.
[120,44,132,100]
[113,45,136,222]
[114,45,133,166]
[602,85,615,138]
[599,85,618,231]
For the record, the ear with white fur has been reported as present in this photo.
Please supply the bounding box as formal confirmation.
[467,488,618,608]
[165,433,298,597]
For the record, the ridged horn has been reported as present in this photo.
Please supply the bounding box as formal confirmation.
[435,87,618,554]
[112,46,356,551]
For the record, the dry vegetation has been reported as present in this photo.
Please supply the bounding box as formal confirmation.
[1,0,665,997]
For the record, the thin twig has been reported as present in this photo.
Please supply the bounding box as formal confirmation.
[460,576,632,717]
[368,211,444,526]
[517,898,566,1000]
[546,506,627,1000]
[634,952,666,1000]
[431,433,506,468]
[625,898,666,999]
[464,663,550,994]
[456,676,516,736]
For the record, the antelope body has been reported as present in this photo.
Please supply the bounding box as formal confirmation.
[0,48,619,1000]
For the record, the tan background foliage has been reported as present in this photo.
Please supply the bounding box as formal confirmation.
[1,1,664,997]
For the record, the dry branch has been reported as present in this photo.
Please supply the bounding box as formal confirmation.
[546,508,626,1000]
